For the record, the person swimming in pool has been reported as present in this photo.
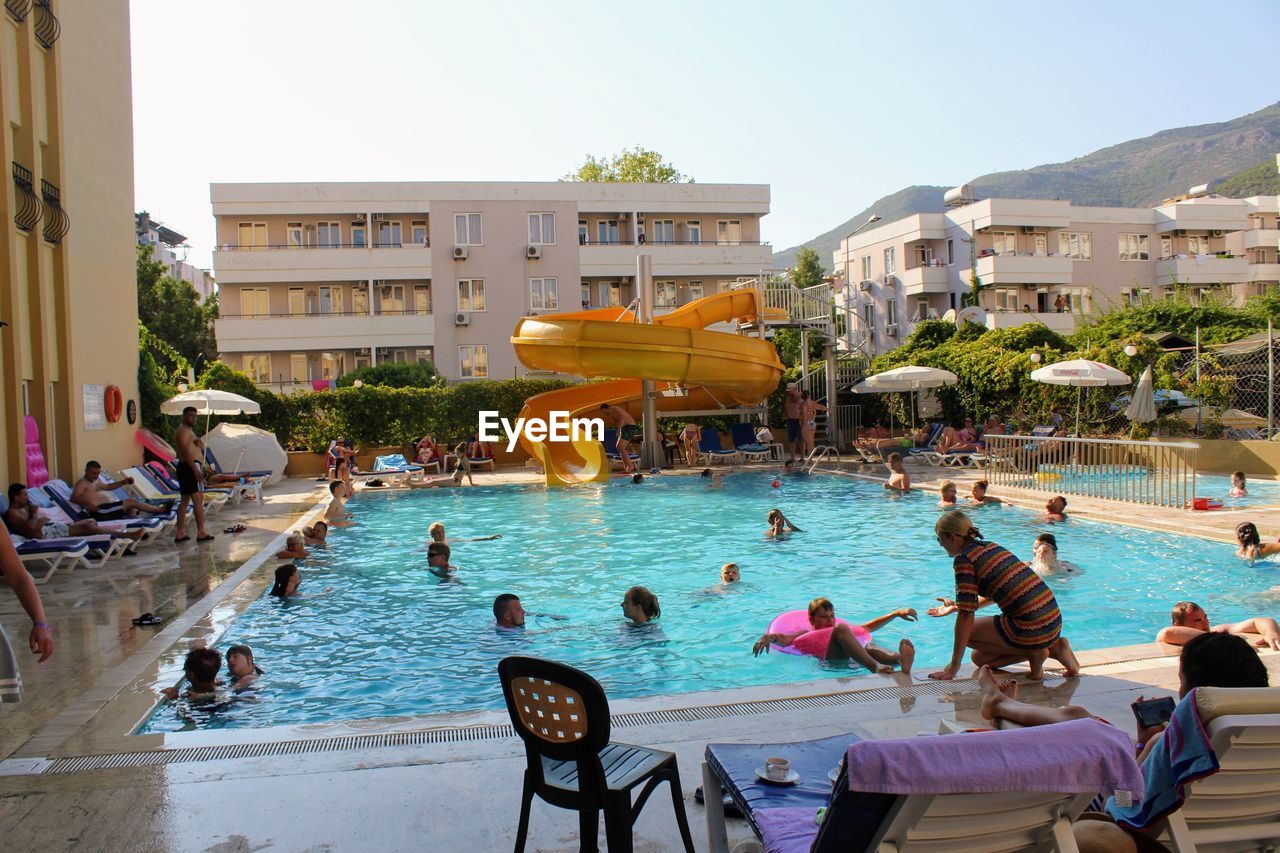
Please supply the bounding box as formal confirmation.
[1229,470,1248,498]
[427,541,460,582]
[938,479,958,508]
[720,562,740,584]
[275,533,309,561]
[1235,521,1280,561]
[751,597,916,674]
[1030,533,1083,578]
[968,480,1002,506]
[621,585,660,626]
[427,521,500,544]
[302,521,328,545]
[226,643,264,689]
[765,508,801,537]
[884,452,911,492]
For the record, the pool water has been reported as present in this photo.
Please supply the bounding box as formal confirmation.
[140,472,1279,732]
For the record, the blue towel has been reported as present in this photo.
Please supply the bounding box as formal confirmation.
[374,454,409,471]
[1107,687,1219,829]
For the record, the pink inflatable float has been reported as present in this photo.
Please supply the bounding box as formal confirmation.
[767,609,870,658]
[135,428,177,462]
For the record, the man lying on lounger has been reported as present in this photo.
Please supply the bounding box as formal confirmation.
[4,483,144,546]
[70,461,170,521]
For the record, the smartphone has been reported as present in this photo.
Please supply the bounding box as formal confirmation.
[1131,696,1176,728]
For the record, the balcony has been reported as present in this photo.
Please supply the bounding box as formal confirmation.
[985,311,1077,334]
[1155,255,1249,286]
[974,254,1073,285]
[1243,228,1280,251]
[1247,263,1280,283]
[896,264,951,295]
[212,243,430,284]
[579,240,772,277]
[216,311,433,353]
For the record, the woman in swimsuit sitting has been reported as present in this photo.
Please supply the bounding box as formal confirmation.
[752,597,916,673]
[1235,521,1280,561]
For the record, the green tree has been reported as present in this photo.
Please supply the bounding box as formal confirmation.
[789,246,826,289]
[136,244,219,369]
[562,147,692,183]
[337,361,440,388]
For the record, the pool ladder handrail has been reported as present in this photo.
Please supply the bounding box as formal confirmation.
[804,445,840,474]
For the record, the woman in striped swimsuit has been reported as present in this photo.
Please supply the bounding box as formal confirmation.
[927,510,1079,681]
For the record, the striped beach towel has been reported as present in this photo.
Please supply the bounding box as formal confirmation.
[0,623,22,705]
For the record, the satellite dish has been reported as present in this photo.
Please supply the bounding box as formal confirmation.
[941,309,957,324]
[957,306,987,327]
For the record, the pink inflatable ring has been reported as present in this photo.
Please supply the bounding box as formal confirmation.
[767,609,870,658]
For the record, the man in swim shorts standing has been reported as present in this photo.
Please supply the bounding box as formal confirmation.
[600,404,639,474]
[783,383,803,463]
[174,405,212,543]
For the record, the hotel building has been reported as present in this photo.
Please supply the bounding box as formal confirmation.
[833,188,1280,357]
[1,0,140,486]
[210,182,772,389]
[136,210,216,302]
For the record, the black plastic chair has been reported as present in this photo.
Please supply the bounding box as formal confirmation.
[498,656,695,853]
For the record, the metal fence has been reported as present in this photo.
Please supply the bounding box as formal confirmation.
[983,434,1199,508]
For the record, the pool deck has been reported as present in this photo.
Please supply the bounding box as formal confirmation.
[2,463,1278,851]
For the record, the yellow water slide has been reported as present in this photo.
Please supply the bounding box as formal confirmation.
[511,290,784,485]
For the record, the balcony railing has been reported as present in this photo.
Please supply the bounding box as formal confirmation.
[215,242,429,251]
[33,0,58,48]
[579,239,770,247]
[12,162,42,232]
[40,178,68,244]
[5,0,30,22]
[220,309,432,319]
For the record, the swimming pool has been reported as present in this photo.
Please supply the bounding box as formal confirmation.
[140,472,1278,732]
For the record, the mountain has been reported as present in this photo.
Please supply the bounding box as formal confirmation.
[775,101,1280,271]
[1216,158,1280,198]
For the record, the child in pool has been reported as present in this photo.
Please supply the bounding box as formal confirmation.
[160,647,222,700]
[427,541,460,582]
[226,643,264,689]
[765,508,802,537]
[1230,470,1248,497]
[621,585,660,625]
[1030,533,1084,577]
[968,480,1002,506]
[720,563,740,584]
[1235,521,1280,560]
[302,521,328,544]
[752,597,916,674]
[427,521,500,544]
[884,453,911,492]
[938,480,957,508]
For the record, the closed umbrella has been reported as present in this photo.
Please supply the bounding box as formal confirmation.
[1124,365,1157,435]
[1030,359,1130,436]
[161,389,262,434]
[855,365,959,432]
[1178,407,1267,429]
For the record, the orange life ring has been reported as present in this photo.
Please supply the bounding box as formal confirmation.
[104,385,124,423]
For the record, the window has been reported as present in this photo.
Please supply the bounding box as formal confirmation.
[237,221,267,249]
[580,281,591,307]
[458,278,486,311]
[716,219,741,245]
[376,220,402,247]
[686,220,701,245]
[415,348,434,366]
[353,287,369,315]
[883,247,896,274]
[414,284,431,315]
[318,285,343,315]
[885,299,897,326]
[599,281,621,307]
[861,302,873,331]
[860,255,872,281]
[411,220,428,245]
[320,352,344,380]
[1119,233,1150,261]
[1160,235,1173,260]
[288,287,305,317]
[354,354,370,370]
[528,213,556,245]
[687,281,704,301]
[656,281,678,307]
[913,244,932,267]
[459,345,488,378]
[994,287,1020,311]
[991,231,1017,256]
[454,213,483,245]
[290,354,309,383]
[351,222,367,248]
[316,221,341,248]
[530,277,558,311]
[1058,232,1092,260]
[243,354,272,383]
[1066,288,1087,313]
[240,287,270,318]
[379,283,405,313]
[947,238,955,265]
[1188,234,1211,255]
[287,222,304,249]
[913,295,930,321]
[651,219,675,244]
[596,219,619,244]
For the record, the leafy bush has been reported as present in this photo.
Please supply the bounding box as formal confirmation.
[336,361,440,388]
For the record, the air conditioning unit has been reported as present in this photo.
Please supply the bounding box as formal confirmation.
[380,286,394,298]
[1022,225,1037,234]
[620,276,631,285]
[526,245,542,259]
[1023,283,1038,290]
[858,280,873,291]
[637,213,646,223]
[1211,229,1225,237]
[1175,229,1188,237]
[884,273,895,286]
[452,245,469,260]
[885,324,899,337]
[618,212,631,220]
[454,311,470,326]
[372,213,386,221]
[352,213,366,222]
[357,348,371,356]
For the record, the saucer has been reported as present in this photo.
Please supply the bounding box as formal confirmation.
[828,766,841,784]
[755,766,800,785]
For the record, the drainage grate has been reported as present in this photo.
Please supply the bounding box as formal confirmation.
[37,666,1118,776]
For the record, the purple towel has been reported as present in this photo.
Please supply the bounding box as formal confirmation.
[847,718,1143,797]
[755,807,821,853]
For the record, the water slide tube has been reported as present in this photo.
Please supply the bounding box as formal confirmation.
[511,290,784,485]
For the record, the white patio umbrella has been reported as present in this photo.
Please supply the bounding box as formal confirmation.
[855,365,959,432]
[1124,365,1157,435]
[1030,358,1130,437]
[161,389,262,434]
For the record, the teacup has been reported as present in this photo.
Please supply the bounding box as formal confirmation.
[765,756,791,781]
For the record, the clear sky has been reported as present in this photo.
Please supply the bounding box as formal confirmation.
[131,0,1279,271]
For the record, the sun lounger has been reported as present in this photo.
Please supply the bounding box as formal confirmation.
[9,535,91,583]
[602,429,640,469]
[148,461,235,502]
[372,454,425,484]
[122,466,227,515]
[26,486,160,547]
[730,424,773,463]
[204,447,272,480]
[192,452,264,504]
[43,478,174,537]
[703,718,1142,853]
[696,427,739,466]
[465,453,495,471]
